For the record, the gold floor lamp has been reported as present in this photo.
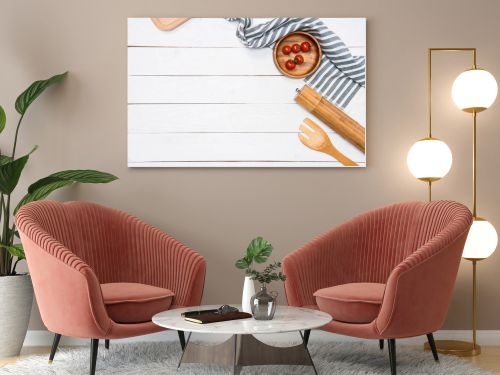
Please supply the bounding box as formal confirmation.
[407,48,498,356]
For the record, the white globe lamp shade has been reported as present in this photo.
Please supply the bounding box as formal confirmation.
[452,69,498,112]
[462,218,498,259]
[407,138,453,181]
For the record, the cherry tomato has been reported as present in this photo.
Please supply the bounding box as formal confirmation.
[285,59,296,70]
[291,43,301,53]
[300,41,311,52]
[294,54,304,65]
[282,45,292,55]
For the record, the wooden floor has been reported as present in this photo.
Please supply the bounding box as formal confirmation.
[465,346,500,373]
[1,345,500,372]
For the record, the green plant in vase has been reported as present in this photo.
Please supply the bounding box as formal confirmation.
[248,261,286,285]
[0,72,117,357]
[235,237,286,319]
[235,236,273,313]
[249,261,286,320]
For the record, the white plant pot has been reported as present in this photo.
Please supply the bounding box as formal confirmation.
[241,276,255,313]
[0,274,33,358]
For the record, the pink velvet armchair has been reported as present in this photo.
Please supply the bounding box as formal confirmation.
[16,201,206,375]
[283,200,472,375]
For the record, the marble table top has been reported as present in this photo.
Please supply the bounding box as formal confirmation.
[152,305,332,335]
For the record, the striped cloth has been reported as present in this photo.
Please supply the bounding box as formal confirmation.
[227,17,365,109]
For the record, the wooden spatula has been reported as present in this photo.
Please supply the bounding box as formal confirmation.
[299,118,358,166]
[150,18,189,31]
[295,85,366,153]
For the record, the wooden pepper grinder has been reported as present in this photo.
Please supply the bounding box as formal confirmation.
[295,85,366,153]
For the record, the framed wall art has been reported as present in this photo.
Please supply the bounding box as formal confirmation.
[128,17,366,167]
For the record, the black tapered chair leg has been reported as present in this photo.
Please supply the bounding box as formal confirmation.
[48,333,62,363]
[177,330,186,350]
[426,333,439,362]
[388,339,396,375]
[105,339,110,350]
[379,339,384,350]
[303,329,311,347]
[90,339,99,375]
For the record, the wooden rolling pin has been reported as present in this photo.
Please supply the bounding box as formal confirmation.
[295,85,365,152]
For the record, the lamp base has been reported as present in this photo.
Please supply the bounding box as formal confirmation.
[423,340,481,357]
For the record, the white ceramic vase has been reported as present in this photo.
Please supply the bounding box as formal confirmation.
[241,275,255,313]
[0,274,34,358]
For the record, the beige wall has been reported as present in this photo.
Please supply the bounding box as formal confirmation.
[2,0,500,331]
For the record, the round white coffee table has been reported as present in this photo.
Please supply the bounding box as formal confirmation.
[153,305,331,374]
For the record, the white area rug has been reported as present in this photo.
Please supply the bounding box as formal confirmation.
[0,341,494,374]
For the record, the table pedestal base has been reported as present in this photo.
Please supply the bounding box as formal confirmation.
[178,332,317,374]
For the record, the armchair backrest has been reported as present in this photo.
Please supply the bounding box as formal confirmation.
[16,200,132,283]
[347,201,471,283]
[283,200,472,308]
[341,201,422,284]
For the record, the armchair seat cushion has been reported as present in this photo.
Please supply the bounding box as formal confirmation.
[101,283,174,324]
[314,283,385,324]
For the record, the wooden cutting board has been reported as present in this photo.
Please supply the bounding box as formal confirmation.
[151,18,189,31]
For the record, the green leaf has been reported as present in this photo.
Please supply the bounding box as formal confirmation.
[14,169,117,214]
[28,170,117,194]
[50,169,118,183]
[0,148,37,194]
[254,253,271,263]
[0,244,25,259]
[15,72,67,115]
[246,237,273,264]
[0,155,13,166]
[235,258,250,269]
[0,105,5,134]
[16,180,73,212]
[27,169,117,195]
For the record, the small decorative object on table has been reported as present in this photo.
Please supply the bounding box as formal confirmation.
[249,261,286,320]
[235,237,287,320]
[235,237,273,313]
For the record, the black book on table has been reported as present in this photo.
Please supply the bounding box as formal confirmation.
[183,311,253,324]
[181,309,219,318]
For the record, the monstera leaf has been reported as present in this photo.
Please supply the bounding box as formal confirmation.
[235,236,274,269]
[15,169,117,213]
[246,236,273,263]
[15,72,67,115]
[235,258,251,269]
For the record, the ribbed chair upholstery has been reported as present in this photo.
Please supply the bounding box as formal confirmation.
[16,200,206,375]
[283,200,472,375]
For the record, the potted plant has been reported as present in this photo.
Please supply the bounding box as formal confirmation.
[0,72,117,358]
[235,237,273,313]
[235,237,286,318]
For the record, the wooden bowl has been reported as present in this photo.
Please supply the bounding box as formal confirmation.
[273,32,322,79]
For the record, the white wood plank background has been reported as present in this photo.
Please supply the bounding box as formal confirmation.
[128,18,366,48]
[128,102,366,134]
[128,133,365,163]
[127,18,366,167]
[129,76,303,104]
[128,47,366,76]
